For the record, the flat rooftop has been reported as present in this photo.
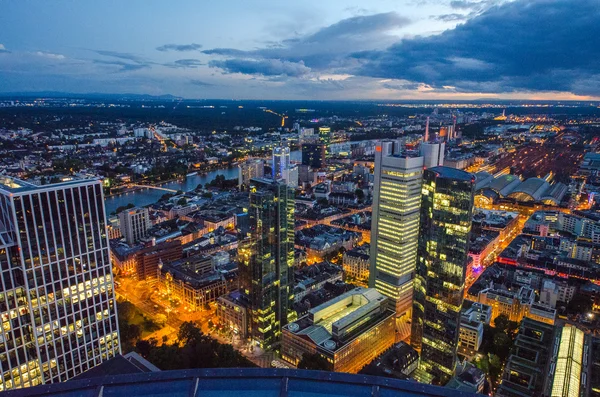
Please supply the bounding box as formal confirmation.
[0,176,100,194]
[2,368,480,397]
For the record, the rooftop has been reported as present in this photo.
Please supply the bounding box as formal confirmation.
[3,368,478,397]
[0,175,100,195]
[427,166,474,182]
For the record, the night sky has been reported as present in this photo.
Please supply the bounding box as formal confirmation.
[0,0,598,100]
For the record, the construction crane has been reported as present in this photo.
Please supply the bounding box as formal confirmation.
[264,109,288,127]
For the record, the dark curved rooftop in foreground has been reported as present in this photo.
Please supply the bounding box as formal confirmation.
[1,368,478,397]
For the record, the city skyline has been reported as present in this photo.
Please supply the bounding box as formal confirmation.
[1,0,599,100]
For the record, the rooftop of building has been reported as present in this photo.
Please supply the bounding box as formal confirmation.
[0,175,101,194]
[426,166,474,182]
[469,230,500,254]
[496,318,556,397]
[294,262,343,289]
[0,368,480,397]
[284,288,392,352]
[359,342,418,381]
[71,352,160,381]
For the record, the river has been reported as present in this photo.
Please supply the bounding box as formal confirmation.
[104,150,301,215]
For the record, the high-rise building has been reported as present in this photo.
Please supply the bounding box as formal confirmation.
[272,146,291,180]
[301,143,326,169]
[238,159,264,188]
[118,207,150,245]
[421,117,445,168]
[319,126,331,157]
[238,178,295,349]
[370,141,424,318]
[0,177,120,391]
[411,167,475,385]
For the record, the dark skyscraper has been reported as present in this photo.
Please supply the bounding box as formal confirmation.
[410,167,474,385]
[301,143,326,169]
[239,178,295,349]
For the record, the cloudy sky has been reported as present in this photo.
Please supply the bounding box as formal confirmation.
[0,0,598,100]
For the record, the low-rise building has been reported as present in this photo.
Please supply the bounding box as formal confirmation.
[446,362,486,394]
[359,342,418,380]
[342,245,370,286]
[216,291,250,338]
[294,262,344,303]
[468,230,500,271]
[458,317,483,358]
[281,288,395,374]
[156,255,233,311]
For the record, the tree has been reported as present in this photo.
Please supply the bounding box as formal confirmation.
[355,188,365,202]
[493,314,510,332]
[317,198,329,207]
[297,353,332,371]
[492,332,512,360]
[488,353,503,382]
[566,294,592,314]
[136,322,255,370]
[177,197,187,206]
[115,203,135,214]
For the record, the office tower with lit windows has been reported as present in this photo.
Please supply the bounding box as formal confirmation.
[272,145,291,180]
[238,178,295,349]
[411,167,474,386]
[319,126,331,157]
[0,177,120,392]
[301,143,326,169]
[238,159,264,189]
[370,141,424,318]
[118,207,150,245]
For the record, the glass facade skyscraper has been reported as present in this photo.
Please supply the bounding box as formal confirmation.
[0,177,120,392]
[370,142,424,318]
[410,167,474,386]
[239,178,295,349]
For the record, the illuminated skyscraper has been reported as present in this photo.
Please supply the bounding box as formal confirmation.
[370,141,424,318]
[239,178,295,349]
[0,177,120,392]
[319,126,331,157]
[272,145,290,180]
[411,167,474,385]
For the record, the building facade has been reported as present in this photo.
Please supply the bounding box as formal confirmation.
[238,159,264,189]
[0,177,120,392]
[301,144,326,169]
[411,167,475,385]
[370,142,424,318]
[118,207,150,245]
[238,178,296,349]
[281,288,395,374]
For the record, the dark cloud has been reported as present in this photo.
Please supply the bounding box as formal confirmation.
[93,50,154,72]
[190,79,215,87]
[208,58,311,77]
[164,59,204,68]
[449,0,501,11]
[354,0,600,95]
[156,43,202,52]
[92,59,150,72]
[432,13,469,22]
[203,12,410,75]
